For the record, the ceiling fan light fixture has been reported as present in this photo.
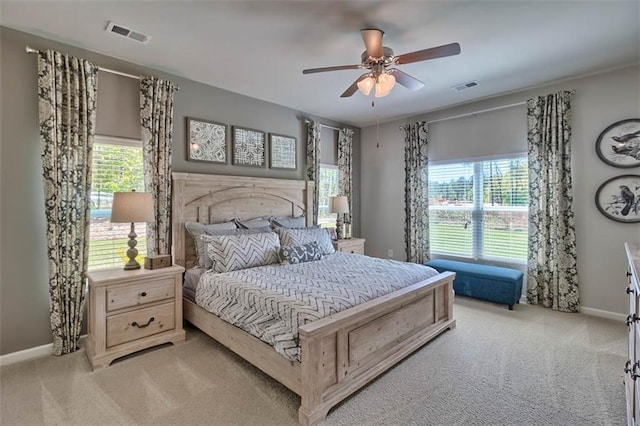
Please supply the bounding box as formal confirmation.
[374,72,396,98]
[357,75,375,96]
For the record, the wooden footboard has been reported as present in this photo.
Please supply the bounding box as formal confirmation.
[297,271,455,425]
[183,270,455,426]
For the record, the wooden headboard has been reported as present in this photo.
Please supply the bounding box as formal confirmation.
[172,172,314,268]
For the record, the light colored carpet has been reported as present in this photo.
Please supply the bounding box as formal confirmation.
[0,298,627,426]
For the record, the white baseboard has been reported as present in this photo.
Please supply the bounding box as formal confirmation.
[0,335,86,367]
[580,307,626,322]
[518,297,624,322]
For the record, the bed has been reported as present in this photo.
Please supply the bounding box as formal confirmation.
[172,172,456,425]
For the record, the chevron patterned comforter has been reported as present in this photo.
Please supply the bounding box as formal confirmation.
[195,252,439,361]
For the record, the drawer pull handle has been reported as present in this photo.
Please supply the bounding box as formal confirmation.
[140,292,147,297]
[131,317,155,328]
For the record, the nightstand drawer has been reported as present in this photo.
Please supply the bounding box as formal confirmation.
[107,278,174,312]
[106,302,175,348]
[339,244,364,254]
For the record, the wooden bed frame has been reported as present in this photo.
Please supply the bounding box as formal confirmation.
[172,172,456,425]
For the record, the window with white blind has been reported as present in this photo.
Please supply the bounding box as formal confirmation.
[317,164,339,227]
[88,137,146,270]
[429,155,528,263]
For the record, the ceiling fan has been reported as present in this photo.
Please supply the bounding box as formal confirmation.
[303,28,461,98]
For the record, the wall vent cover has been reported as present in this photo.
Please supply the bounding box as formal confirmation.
[452,81,479,91]
[106,21,151,44]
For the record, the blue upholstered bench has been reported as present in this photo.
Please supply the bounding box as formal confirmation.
[425,259,524,310]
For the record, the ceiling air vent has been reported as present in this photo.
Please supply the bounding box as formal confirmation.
[452,81,479,91]
[106,21,151,44]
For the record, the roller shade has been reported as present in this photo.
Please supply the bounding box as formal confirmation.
[428,104,527,163]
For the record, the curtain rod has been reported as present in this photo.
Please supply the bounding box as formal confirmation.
[304,119,340,132]
[399,101,526,130]
[26,46,141,81]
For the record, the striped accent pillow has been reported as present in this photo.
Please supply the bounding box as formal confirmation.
[276,227,335,256]
[205,231,280,273]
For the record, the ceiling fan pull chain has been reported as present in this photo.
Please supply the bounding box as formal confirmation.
[376,115,380,148]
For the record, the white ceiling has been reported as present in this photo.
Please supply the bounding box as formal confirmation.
[1,1,639,127]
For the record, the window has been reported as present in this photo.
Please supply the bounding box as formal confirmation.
[429,155,528,263]
[89,137,146,270]
[317,164,339,227]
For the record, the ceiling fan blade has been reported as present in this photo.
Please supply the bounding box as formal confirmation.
[388,69,424,91]
[361,28,384,58]
[395,42,461,65]
[303,64,361,74]
[340,74,368,98]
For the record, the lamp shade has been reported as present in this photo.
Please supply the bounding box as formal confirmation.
[110,192,155,223]
[357,75,375,96]
[375,72,396,98]
[329,196,349,214]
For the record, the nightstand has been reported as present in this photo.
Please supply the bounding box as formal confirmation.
[333,237,366,255]
[85,265,185,370]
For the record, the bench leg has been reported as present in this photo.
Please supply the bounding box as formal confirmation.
[508,304,514,310]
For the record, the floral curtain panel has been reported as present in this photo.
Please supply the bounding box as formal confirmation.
[526,90,580,312]
[37,49,98,355]
[140,76,178,256]
[338,128,354,225]
[306,120,321,225]
[403,122,430,264]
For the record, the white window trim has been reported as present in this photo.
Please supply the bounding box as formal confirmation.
[95,135,142,148]
[429,152,528,167]
[429,155,528,266]
[319,163,338,171]
[89,138,145,270]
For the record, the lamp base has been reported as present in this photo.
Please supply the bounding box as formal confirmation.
[123,223,141,270]
[335,217,344,240]
[123,260,141,270]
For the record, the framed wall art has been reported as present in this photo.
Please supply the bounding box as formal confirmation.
[269,133,297,170]
[595,118,640,168]
[187,117,227,164]
[232,126,266,167]
[595,174,640,223]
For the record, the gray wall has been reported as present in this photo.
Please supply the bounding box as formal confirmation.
[361,64,640,316]
[0,27,361,355]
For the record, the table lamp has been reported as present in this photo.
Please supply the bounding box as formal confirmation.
[110,191,154,270]
[329,196,349,239]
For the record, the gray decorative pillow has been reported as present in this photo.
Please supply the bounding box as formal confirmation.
[200,226,272,269]
[278,241,323,265]
[276,227,335,256]
[271,215,306,228]
[235,217,272,229]
[185,220,237,267]
[205,231,280,273]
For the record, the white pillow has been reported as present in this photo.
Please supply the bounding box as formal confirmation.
[185,221,237,267]
[205,231,280,273]
[270,215,306,228]
[276,227,335,256]
[235,217,272,229]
